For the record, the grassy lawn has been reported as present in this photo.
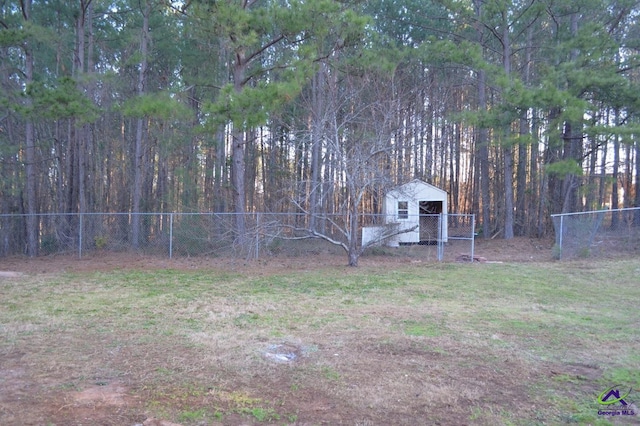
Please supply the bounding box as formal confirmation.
[1,258,639,425]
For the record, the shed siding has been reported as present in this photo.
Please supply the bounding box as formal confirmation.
[384,180,448,246]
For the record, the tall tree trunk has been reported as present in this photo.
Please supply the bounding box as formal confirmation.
[477,70,490,238]
[74,0,95,249]
[624,142,632,208]
[635,138,640,226]
[503,146,515,239]
[132,0,150,249]
[561,120,579,213]
[23,0,38,256]
[516,26,533,236]
[502,12,514,240]
[474,0,491,238]
[561,12,582,214]
[85,0,96,212]
[585,130,598,211]
[309,66,325,232]
[530,110,540,235]
[231,53,247,245]
[76,1,87,216]
[245,128,257,211]
[515,128,528,236]
[213,126,226,213]
[598,135,608,208]
[425,91,434,183]
[611,127,620,228]
[453,122,461,214]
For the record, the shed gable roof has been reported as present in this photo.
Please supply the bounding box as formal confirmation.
[387,179,447,199]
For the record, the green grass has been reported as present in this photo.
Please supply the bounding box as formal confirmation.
[1,259,639,425]
[177,408,208,422]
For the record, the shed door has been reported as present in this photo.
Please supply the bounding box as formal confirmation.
[419,201,442,242]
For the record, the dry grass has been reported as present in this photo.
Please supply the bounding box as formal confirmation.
[1,255,639,425]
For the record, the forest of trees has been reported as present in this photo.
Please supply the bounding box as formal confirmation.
[2,0,640,257]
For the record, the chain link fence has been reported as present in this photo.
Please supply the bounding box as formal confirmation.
[0,212,475,262]
[360,213,475,262]
[447,213,477,261]
[551,207,640,260]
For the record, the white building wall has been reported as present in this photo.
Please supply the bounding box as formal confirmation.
[383,180,448,247]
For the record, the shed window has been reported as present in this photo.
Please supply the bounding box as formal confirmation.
[397,201,409,220]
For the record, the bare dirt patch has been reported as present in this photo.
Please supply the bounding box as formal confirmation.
[52,381,144,426]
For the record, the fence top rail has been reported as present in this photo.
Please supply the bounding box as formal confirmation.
[0,212,476,218]
[550,207,640,218]
[0,212,262,217]
[0,212,167,218]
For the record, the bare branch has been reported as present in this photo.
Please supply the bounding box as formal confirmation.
[243,34,285,69]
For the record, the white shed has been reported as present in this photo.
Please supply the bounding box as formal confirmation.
[362,179,448,247]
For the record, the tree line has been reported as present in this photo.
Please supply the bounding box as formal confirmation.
[1,0,640,257]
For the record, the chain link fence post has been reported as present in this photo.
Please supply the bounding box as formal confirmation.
[558,214,564,260]
[78,213,83,259]
[169,212,174,259]
[471,214,476,262]
[256,212,261,260]
[437,214,444,262]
